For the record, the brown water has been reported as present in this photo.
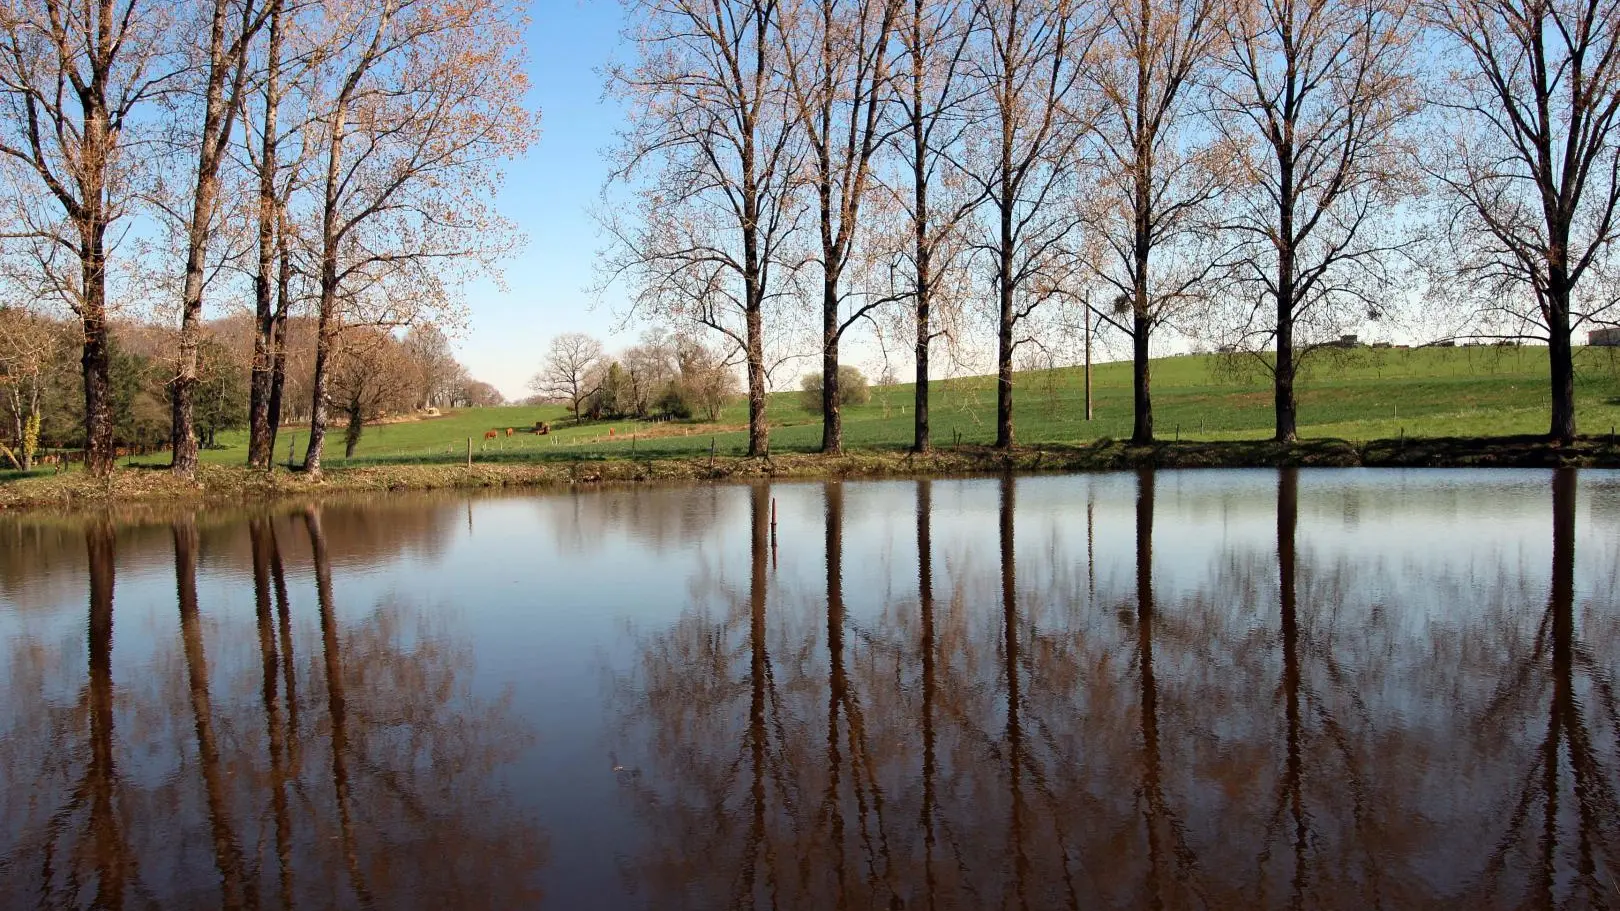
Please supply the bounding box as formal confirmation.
[1,468,1617,909]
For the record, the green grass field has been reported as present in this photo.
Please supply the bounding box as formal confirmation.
[136,344,1620,468]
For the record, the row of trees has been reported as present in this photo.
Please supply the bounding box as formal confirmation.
[0,308,500,470]
[604,0,1620,451]
[528,331,739,423]
[0,0,537,476]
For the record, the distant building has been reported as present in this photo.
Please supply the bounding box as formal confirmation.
[1591,327,1620,346]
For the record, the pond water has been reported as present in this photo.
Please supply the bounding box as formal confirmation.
[1,468,1617,909]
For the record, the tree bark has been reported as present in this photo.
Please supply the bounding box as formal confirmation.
[1132,308,1153,443]
[304,296,333,474]
[305,91,346,475]
[1274,302,1297,442]
[821,288,841,452]
[81,224,116,477]
[248,0,284,469]
[173,0,257,478]
[266,240,291,459]
[1547,289,1576,444]
[746,295,768,457]
[996,195,1015,448]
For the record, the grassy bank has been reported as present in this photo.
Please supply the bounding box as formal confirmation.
[6,434,1618,511]
[116,344,1620,468]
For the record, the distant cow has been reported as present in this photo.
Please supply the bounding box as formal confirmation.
[534,422,550,435]
[483,429,498,441]
[505,428,514,437]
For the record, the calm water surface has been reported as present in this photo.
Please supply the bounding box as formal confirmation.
[1,468,1617,909]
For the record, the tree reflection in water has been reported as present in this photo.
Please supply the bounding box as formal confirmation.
[0,506,546,909]
[1463,469,1620,907]
[616,471,1619,910]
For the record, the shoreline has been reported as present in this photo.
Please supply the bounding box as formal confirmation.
[3,434,1617,512]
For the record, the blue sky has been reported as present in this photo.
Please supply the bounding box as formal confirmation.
[460,0,632,400]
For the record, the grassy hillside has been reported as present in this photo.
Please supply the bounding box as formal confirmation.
[139,344,1620,468]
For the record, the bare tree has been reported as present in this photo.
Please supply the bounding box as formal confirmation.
[166,0,268,476]
[0,0,176,475]
[603,0,803,457]
[529,332,603,421]
[1213,0,1418,441]
[780,0,900,452]
[297,0,537,475]
[1083,0,1229,443]
[1426,0,1620,443]
[887,0,977,452]
[0,307,59,468]
[967,0,1093,448]
[404,324,457,410]
[329,327,418,457]
[245,0,302,468]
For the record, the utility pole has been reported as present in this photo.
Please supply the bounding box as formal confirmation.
[1084,302,1094,421]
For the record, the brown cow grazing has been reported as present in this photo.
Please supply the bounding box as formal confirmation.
[505,428,514,437]
[483,430,498,441]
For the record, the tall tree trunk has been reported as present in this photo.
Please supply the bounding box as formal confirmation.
[1547,289,1576,444]
[81,223,116,477]
[248,0,285,469]
[914,290,931,452]
[996,205,1015,449]
[267,237,292,460]
[909,0,931,454]
[174,0,254,478]
[306,86,350,476]
[746,294,768,457]
[1274,301,1297,442]
[1132,307,1153,444]
[1274,136,1298,443]
[304,299,332,474]
[822,281,841,453]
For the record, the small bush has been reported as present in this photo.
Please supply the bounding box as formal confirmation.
[800,365,871,412]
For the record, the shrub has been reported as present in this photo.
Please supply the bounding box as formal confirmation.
[800,365,871,412]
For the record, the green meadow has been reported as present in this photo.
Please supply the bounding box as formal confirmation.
[144,344,1620,468]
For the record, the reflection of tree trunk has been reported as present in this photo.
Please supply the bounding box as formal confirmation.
[86,519,130,908]
[270,519,298,767]
[1001,475,1030,910]
[175,518,253,910]
[917,480,939,909]
[250,519,294,908]
[1277,468,1307,909]
[743,483,771,903]
[1135,467,1163,911]
[1479,469,1618,905]
[1544,468,1603,903]
[1540,469,1577,904]
[822,481,848,903]
[305,508,372,908]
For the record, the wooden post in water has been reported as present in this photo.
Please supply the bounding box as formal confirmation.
[466,437,472,468]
